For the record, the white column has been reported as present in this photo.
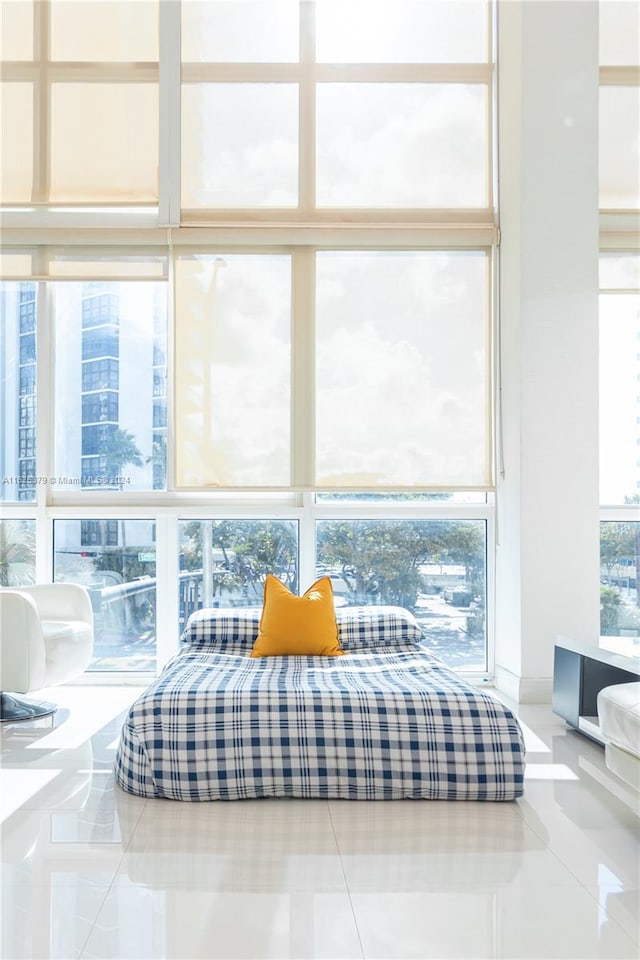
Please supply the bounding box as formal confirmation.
[495,0,601,702]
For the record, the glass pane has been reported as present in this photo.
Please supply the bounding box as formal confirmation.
[0,83,34,203]
[315,251,489,487]
[53,281,167,492]
[50,0,159,61]
[317,83,487,208]
[0,0,34,60]
[1,282,37,503]
[174,255,291,487]
[0,519,36,586]
[182,84,298,208]
[600,291,640,504]
[178,519,298,632]
[599,1,640,65]
[316,519,487,670]
[182,0,299,62]
[599,86,640,209]
[50,83,158,203]
[600,253,640,290]
[54,519,157,672]
[316,0,488,64]
[600,522,640,650]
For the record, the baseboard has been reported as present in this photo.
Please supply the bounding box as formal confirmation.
[494,665,552,704]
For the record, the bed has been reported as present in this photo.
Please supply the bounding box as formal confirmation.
[115,606,525,802]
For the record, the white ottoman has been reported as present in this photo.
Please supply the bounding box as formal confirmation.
[597,682,640,792]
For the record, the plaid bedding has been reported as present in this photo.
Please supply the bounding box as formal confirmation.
[115,644,525,801]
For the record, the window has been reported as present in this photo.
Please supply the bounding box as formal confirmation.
[0,0,159,207]
[178,519,299,632]
[54,280,168,492]
[599,0,640,211]
[54,519,158,673]
[316,518,487,670]
[81,520,118,548]
[1,1,496,676]
[174,249,492,490]
[599,253,640,644]
[0,519,36,586]
[599,1,640,649]
[315,250,489,488]
[599,255,640,505]
[82,360,119,393]
[180,0,492,218]
[82,393,119,425]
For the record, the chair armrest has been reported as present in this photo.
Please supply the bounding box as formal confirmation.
[0,590,47,692]
[19,584,94,628]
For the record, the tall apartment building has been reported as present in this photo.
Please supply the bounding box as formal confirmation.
[0,282,37,503]
[1,280,166,549]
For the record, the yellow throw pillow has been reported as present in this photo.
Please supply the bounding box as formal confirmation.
[250,575,344,658]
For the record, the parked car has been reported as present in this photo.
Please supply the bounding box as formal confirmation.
[443,587,474,608]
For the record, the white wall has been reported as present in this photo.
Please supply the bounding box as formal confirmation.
[495,0,601,701]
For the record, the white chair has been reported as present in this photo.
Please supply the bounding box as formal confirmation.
[0,584,94,722]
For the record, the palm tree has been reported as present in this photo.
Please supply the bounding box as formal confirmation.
[102,428,144,489]
[0,520,36,586]
[101,428,144,564]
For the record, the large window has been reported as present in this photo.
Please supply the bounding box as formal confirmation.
[599,253,640,646]
[0,0,495,676]
[598,1,640,651]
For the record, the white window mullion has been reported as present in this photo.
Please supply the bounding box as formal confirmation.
[299,490,317,589]
[486,250,496,488]
[159,0,181,225]
[154,512,180,668]
[35,277,52,582]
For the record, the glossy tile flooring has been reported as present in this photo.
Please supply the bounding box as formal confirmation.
[1,686,639,960]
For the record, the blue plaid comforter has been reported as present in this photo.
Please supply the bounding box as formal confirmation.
[115,646,525,801]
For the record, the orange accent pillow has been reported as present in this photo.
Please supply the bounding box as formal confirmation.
[250,575,344,658]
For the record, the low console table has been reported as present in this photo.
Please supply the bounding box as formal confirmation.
[552,637,640,744]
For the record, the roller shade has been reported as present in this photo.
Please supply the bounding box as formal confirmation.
[174,248,494,491]
[0,248,168,281]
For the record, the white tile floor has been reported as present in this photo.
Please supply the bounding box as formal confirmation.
[1,685,638,960]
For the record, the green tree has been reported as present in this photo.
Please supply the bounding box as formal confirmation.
[600,520,639,606]
[182,520,298,602]
[317,520,484,608]
[100,427,144,563]
[600,585,622,635]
